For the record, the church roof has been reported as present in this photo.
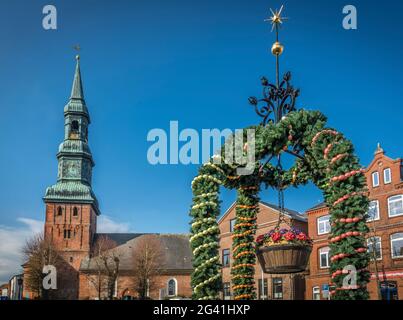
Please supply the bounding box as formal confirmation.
[80,234,192,273]
[94,233,145,246]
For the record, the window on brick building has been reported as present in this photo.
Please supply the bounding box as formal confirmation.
[73,207,78,216]
[319,247,330,268]
[223,282,231,300]
[367,237,382,260]
[167,278,177,296]
[317,215,330,235]
[222,249,230,267]
[388,195,403,217]
[372,172,380,187]
[272,278,283,299]
[312,286,321,300]
[384,168,392,184]
[367,200,380,221]
[258,278,268,300]
[230,218,236,233]
[391,233,403,259]
[63,229,71,239]
[57,206,62,216]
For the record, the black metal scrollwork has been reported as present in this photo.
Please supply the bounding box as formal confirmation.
[248,71,300,125]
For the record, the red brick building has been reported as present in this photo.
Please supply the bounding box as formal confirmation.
[305,145,403,300]
[218,201,308,300]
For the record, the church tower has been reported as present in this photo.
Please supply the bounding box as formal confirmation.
[43,56,100,298]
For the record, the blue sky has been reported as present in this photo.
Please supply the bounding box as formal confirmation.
[0,0,402,279]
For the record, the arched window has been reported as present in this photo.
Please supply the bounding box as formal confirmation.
[57,206,63,216]
[167,278,177,296]
[71,120,79,133]
[73,207,78,216]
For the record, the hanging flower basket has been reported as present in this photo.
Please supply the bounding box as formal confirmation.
[256,228,312,274]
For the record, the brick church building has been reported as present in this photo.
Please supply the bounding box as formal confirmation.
[22,56,192,300]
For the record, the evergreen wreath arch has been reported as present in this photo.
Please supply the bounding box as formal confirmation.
[190,109,371,300]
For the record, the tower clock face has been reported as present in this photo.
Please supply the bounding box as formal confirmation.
[62,160,81,178]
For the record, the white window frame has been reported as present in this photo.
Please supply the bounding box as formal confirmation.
[317,215,330,235]
[230,218,236,233]
[372,172,380,187]
[367,236,382,260]
[319,247,330,269]
[367,200,380,222]
[391,233,403,259]
[388,195,403,217]
[312,286,320,300]
[384,168,392,184]
[167,278,177,297]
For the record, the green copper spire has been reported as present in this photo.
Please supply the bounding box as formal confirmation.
[44,56,100,215]
[70,55,85,100]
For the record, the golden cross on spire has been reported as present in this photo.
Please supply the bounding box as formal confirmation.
[73,44,81,60]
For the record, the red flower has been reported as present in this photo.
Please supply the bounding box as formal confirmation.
[271,232,281,242]
[296,233,307,241]
[284,232,296,241]
[256,235,264,244]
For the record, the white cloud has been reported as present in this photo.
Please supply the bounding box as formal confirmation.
[0,218,43,283]
[97,215,130,233]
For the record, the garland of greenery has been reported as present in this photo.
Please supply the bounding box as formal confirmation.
[189,109,370,300]
[190,160,225,300]
[231,185,260,300]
